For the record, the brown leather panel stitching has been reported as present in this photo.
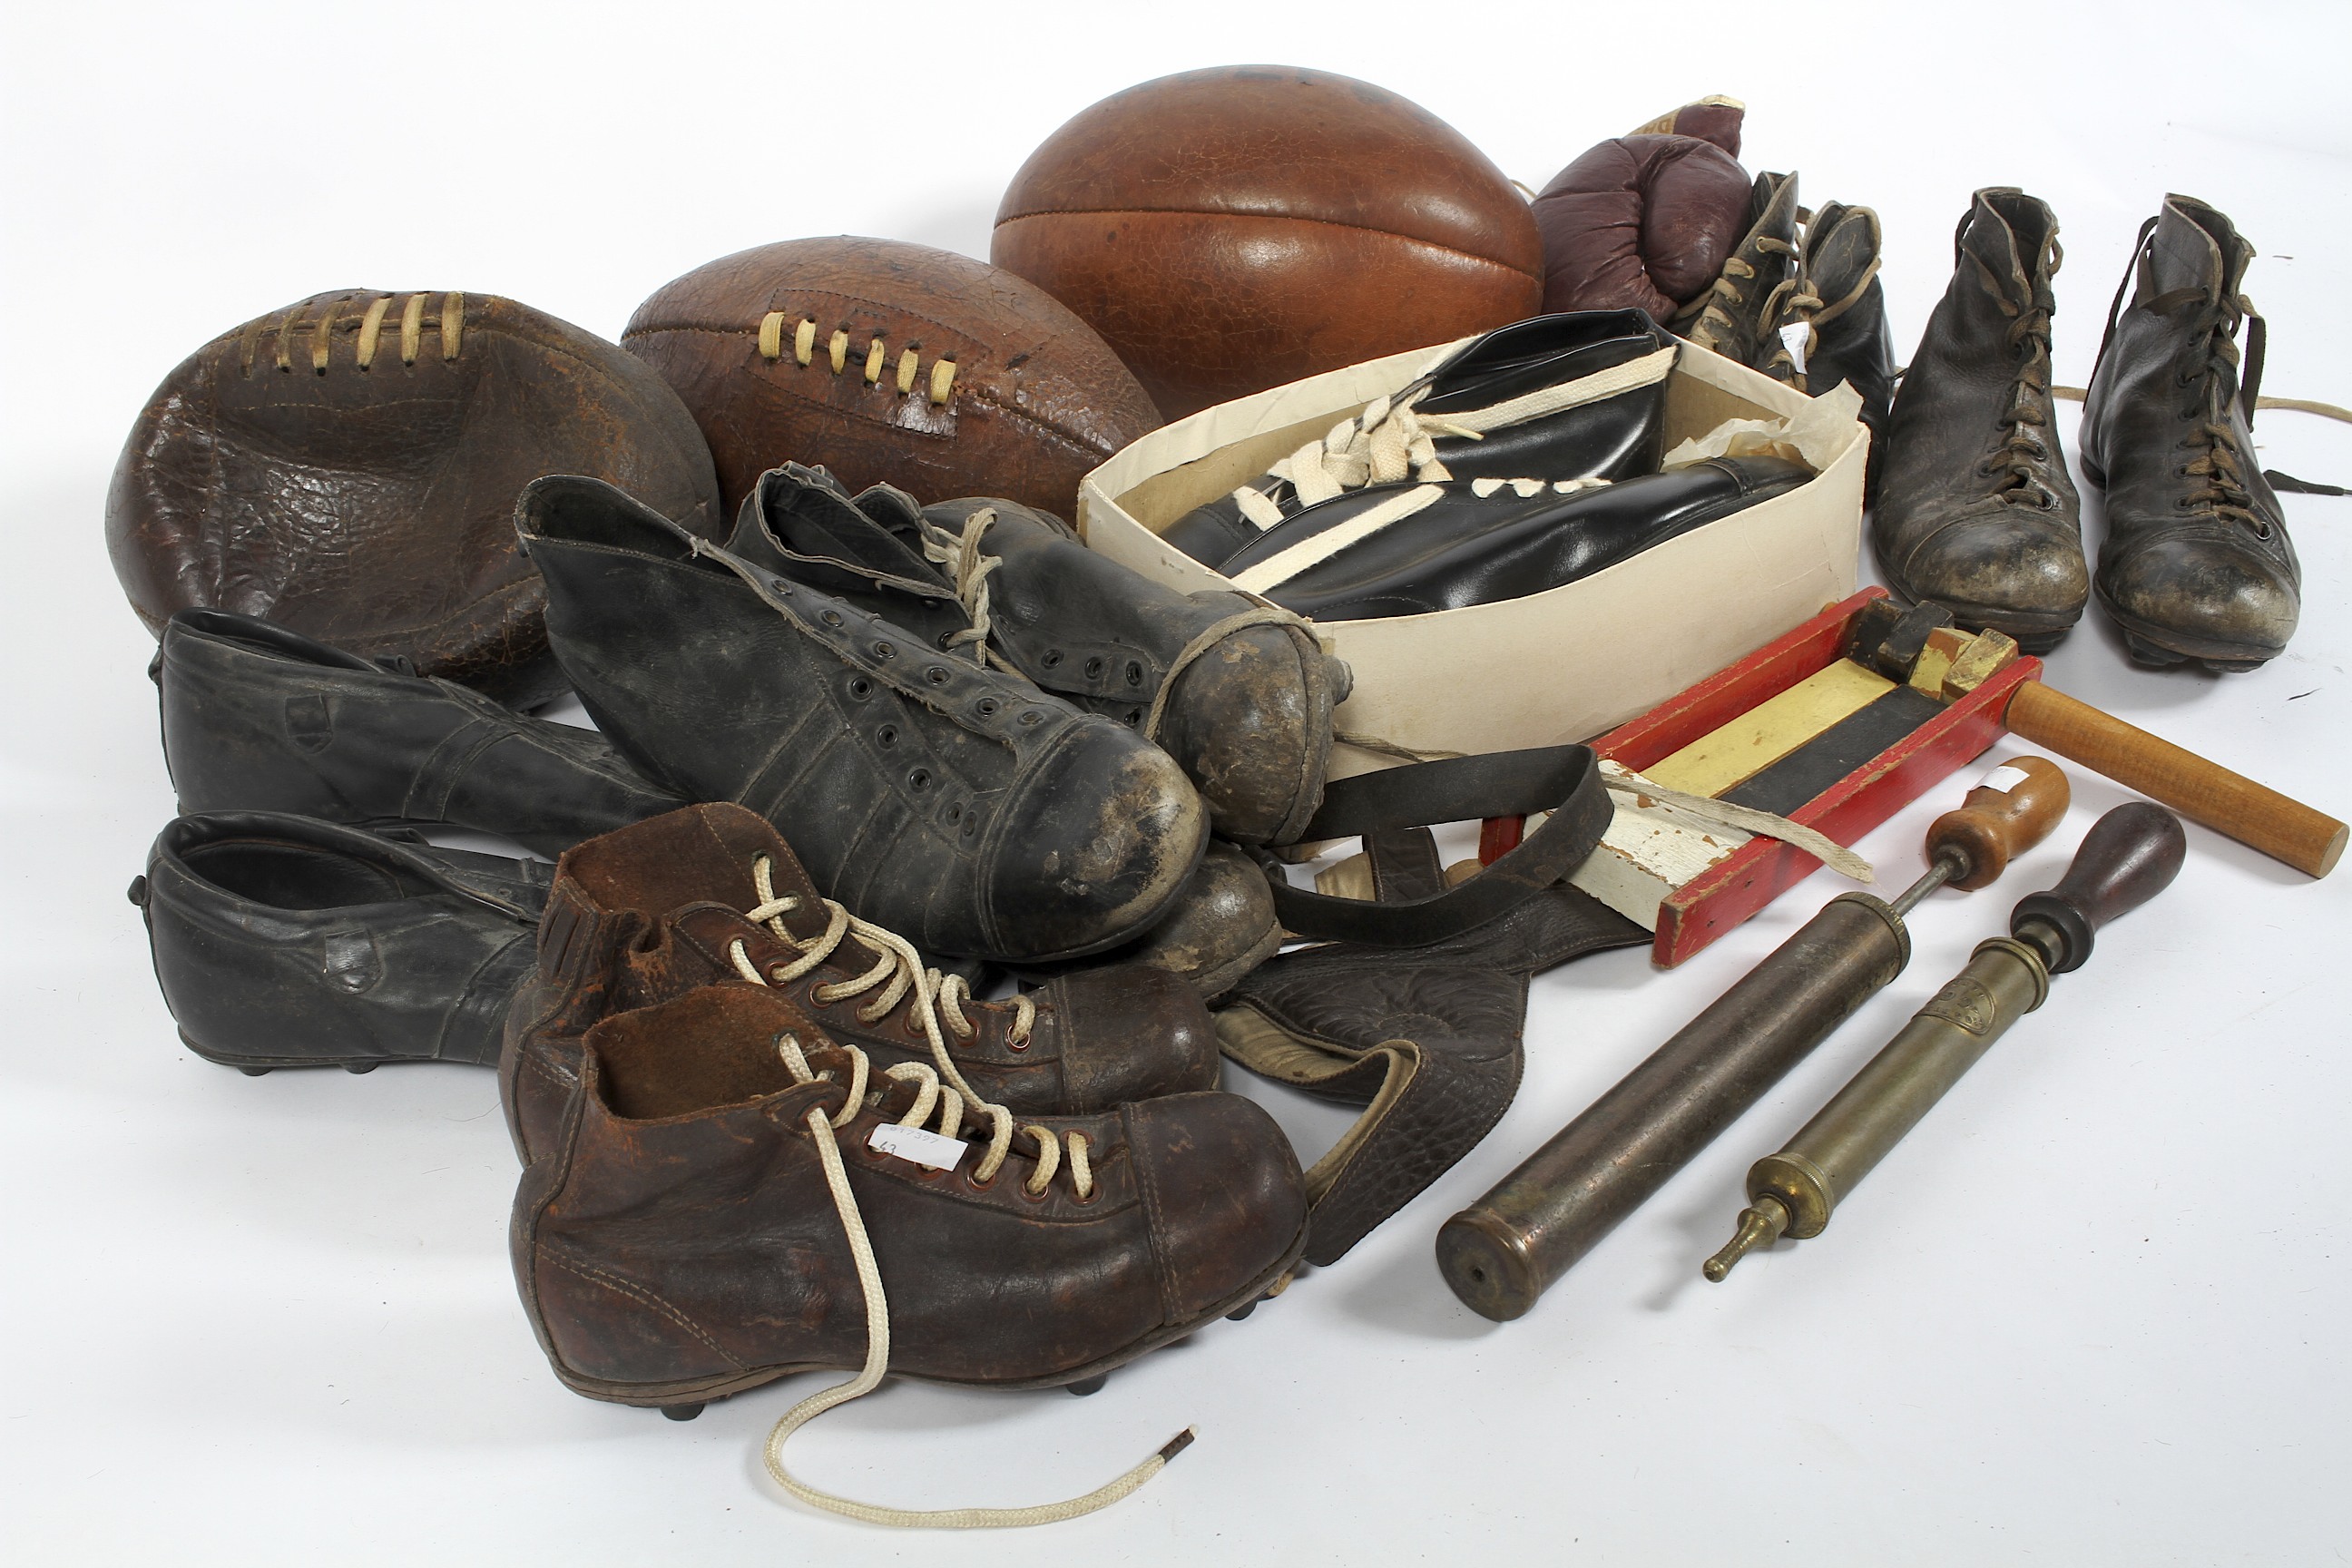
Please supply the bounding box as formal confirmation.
[539,1247,748,1370]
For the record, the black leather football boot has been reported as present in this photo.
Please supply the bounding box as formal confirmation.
[2080,195,2299,671]
[1211,455,1812,622]
[156,609,683,857]
[1873,190,2086,651]
[1673,171,1802,370]
[1159,310,1678,568]
[728,465,1343,846]
[516,475,1206,963]
[1215,825,1650,1264]
[133,811,547,1073]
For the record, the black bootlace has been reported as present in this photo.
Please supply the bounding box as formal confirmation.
[2092,214,2277,541]
[2154,286,2272,538]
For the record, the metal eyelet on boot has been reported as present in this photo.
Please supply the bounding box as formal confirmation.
[975,697,1000,717]
[848,678,874,701]
[874,642,896,661]
[1084,656,1105,679]
[908,769,931,791]
[877,725,898,747]
[926,665,949,684]
[1040,649,1063,668]
[1125,661,1144,686]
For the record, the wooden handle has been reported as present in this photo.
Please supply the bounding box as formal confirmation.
[2003,681,2346,877]
[1925,755,2071,888]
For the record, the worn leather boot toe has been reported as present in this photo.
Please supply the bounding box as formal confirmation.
[1042,964,1220,1112]
[2096,529,2298,669]
[2081,194,2299,671]
[1121,1090,1308,1319]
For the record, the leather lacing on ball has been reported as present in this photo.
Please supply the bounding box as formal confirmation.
[1226,344,1675,530]
[752,1024,1192,1527]
[756,311,958,405]
[240,291,466,376]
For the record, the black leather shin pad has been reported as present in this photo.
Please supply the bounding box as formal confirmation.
[1216,828,1646,1265]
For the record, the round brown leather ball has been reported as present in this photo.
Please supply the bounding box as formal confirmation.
[622,237,1162,521]
[107,290,724,708]
[991,65,1545,421]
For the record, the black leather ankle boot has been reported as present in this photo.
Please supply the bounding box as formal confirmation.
[516,475,1206,963]
[2080,195,2298,671]
[1872,189,2086,650]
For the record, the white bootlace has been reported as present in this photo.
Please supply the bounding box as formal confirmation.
[759,1027,1185,1527]
[913,506,1008,669]
[1228,344,1675,529]
[732,851,1035,1057]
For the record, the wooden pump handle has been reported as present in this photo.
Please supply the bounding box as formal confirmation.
[2002,681,2346,877]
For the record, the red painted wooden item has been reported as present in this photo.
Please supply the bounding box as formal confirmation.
[1583,587,2043,967]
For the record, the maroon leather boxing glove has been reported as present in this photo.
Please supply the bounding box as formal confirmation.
[1533,132,1755,321]
[1629,95,1744,158]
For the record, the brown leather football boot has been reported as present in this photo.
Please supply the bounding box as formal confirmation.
[514,984,1308,1523]
[2080,195,2299,671]
[502,803,1221,1165]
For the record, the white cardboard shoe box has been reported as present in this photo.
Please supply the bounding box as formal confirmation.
[1077,334,1868,779]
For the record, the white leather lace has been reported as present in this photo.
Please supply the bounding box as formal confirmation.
[913,506,1008,669]
[1228,345,1677,529]
[734,851,1034,1053]
[758,1026,1187,1527]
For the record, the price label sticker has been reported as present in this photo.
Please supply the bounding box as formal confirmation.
[867,1122,966,1171]
[1978,763,2032,794]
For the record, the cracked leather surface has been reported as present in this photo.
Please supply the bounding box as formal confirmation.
[1217,829,1646,1264]
[107,289,722,709]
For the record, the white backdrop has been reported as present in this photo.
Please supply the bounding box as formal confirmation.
[5,3,2348,1562]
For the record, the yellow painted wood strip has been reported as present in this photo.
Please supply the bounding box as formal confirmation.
[1643,659,1896,798]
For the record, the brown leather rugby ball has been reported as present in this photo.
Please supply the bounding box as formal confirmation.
[621,237,1161,520]
[990,65,1545,421]
[107,289,724,708]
